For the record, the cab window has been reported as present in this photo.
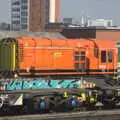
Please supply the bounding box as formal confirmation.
[118,48,120,62]
[108,51,113,62]
[101,51,106,63]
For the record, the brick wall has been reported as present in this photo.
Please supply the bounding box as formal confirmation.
[29,0,49,32]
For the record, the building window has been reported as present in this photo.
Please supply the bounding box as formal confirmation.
[12,8,20,12]
[101,51,106,63]
[108,51,113,63]
[21,18,28,24]
[21,24,27,30]
[12,20,20,24]
[21,0,28,4]
[12,1,20,5]
[12,14,20,18]
[21,11,28,16]
[21,5,28,10]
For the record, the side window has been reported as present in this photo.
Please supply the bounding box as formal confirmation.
[94,48,99,57]
[108,51,113,62]
[118,48,120,62]
[101,51,106,63]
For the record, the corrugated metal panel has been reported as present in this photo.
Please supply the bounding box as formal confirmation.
[0,42,16,71]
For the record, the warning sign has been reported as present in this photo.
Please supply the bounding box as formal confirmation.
[53,52,63,57]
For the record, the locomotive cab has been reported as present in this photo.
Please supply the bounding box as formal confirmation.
[87,40,117,78]
[99,50,116,74]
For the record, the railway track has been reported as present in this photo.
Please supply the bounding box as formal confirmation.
[0,110,120,120]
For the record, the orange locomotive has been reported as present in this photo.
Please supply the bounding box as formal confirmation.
[0,37,117,78]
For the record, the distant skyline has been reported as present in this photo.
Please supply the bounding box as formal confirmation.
[0,0,120,25]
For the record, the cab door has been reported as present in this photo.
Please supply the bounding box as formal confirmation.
[107,50,114,72]
[99,50,107,72]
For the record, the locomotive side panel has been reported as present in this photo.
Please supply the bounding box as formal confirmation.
[51,49,74,69]
[18,38,75,76]
[33,48,74,75]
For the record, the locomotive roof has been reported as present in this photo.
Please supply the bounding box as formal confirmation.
[17,37,116,49]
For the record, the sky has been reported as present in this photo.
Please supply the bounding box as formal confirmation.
[0,0,120,25]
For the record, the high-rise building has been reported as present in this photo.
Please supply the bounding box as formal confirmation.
[11,0,60,32]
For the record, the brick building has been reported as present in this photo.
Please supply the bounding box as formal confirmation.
[61,27,120,42]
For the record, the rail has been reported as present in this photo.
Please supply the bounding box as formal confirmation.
[0,110,120,120]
